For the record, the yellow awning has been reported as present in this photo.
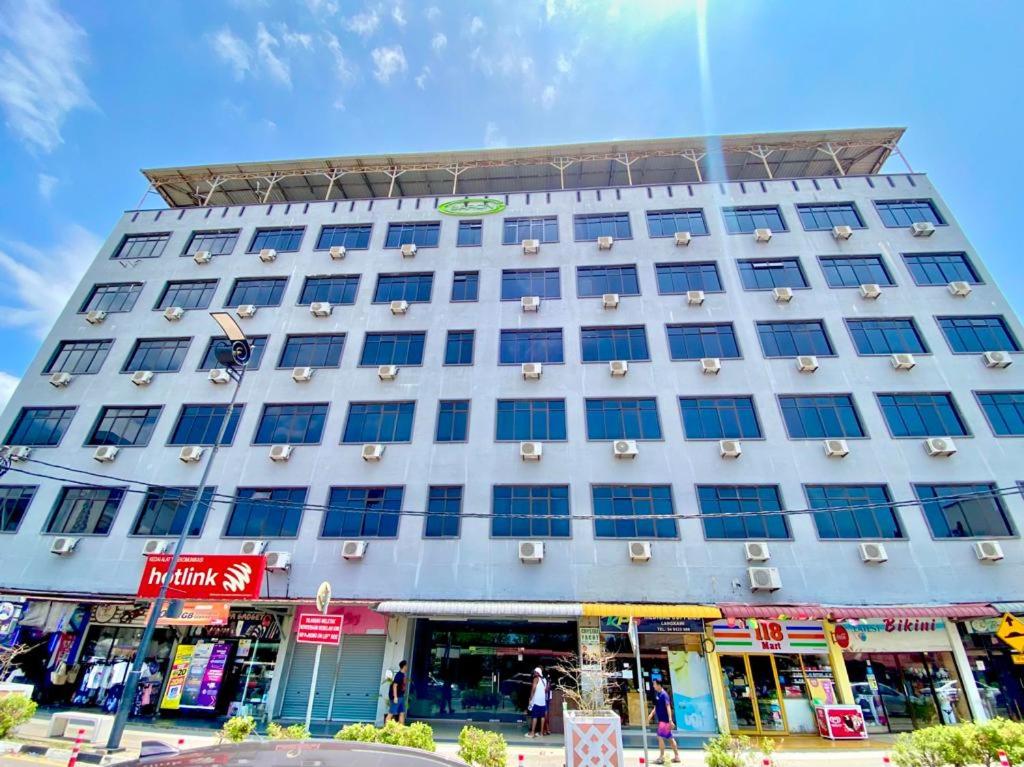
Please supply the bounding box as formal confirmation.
[582,603,721,619]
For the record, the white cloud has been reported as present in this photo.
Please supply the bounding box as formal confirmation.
[469,46,492,76]
[483,121,507,149]
[424,6,440,21]
[556,53,571,73]
[280,25,313,50]
[431,32,447,54]
[0,224,101,339]
[0,0,92,153]
[305,0,339,15]
[468,16,484,35]
[324,33,355,83]
[37,173,58,201]
[256,23,291,87]
[541,84,556,108]
[347,9,380,36]
[391,4,406,26]
[211,27,252,80]
[262,118,277,131]
[414,65,430,90]
[371,44,406,83]
[0,372,19,412]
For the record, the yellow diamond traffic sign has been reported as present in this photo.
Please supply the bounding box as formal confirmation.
[996,613,1024,653]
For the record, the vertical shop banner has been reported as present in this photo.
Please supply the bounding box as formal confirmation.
[161,644,195,710]
[667,651,716,733]
[175,641,233,710]
[196,642,231,708]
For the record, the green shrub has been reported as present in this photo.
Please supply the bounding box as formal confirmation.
[334,723,380,743]
[402,722,436,752]
[266,722,311,740]
[220,715,257,743]
[376,720,405,746]
[333,721,435,752]
[0,694,37,739]
[457,726,507,767]
[890,724,980,767]
[703,733,754,767]
[975,718,1024,767]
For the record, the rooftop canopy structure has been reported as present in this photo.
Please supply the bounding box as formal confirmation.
[143,127,907,209]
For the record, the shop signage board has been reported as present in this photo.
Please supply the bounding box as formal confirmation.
[205,611,281,640]
[996,613,1024,653]
[601,617,705,634]
[293,605,388,635]
[710,621,828,654]
[296,613,344,645]
[834,618,951,653]
[157,602,230,626]
[137,554,266,600]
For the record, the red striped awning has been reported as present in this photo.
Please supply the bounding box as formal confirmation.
[827,604,998,619]
[718,604,827,620]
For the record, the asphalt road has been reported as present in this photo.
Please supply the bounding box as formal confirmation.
[1,755,65,767]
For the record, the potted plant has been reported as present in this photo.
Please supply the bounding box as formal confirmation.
[555,643,624,767]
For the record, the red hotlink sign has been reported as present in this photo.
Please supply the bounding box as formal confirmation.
[296,613,344,645]
[137,554,266,601]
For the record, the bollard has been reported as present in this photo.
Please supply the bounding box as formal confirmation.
[67,728,86,767]
[882,758,891,765]
[639,758,645,766]
[518,754,524,765]
[177,737,186,750]
[763,759,772,767]
[998,750,1010,767]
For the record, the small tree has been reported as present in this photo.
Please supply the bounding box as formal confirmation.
[553,642,622,714]
[0,643,38,682]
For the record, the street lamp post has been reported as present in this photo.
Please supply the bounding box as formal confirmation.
[105,314,251,751]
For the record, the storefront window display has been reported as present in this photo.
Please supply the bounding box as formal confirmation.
[959,618,1024,721]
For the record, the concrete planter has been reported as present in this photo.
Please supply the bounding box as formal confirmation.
[0,682,34,699]
[564,709,624,767]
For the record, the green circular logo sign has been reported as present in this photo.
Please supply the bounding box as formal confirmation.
[438,198,506,216]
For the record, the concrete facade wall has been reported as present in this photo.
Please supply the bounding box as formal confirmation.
[1,171,1022,607]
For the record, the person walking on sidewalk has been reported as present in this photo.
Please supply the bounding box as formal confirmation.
[647,679,681,764]
[525,667,547,738]
[385,660,408,724]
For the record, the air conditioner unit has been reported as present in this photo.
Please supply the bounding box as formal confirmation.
[49,372,72,388]
[983,351,1013,369]
[265,551,292,571]
[687,289,706,306]
[859,283,882,300]
[342,540,367,560]
[748,566,781,592]
[520,441,543,461]
[796,355,819,372]
[269,444,293,462]
[179,446,204,463]
[602,293,620,309]
[745,541,771,562]
[832,225,854,240]
[193,250,212,264]
[93,445,119,463]
[772,286,794,303]
[240,539,267,555]
[609,360,629,377]
[50,537,79,556]
[518,540,544,563]
[823,439,850,458]
[924,437,957,457]
[4,446,31,462]
[521,296,541,312]
[947,281,972,297]
[597,236,614,250]
[85,310,107,325]
[329,245,346,260]
[310,302,332,317]
[754,228,773,243]
[911,221,935,237]
[973,540,1005,563]
[628,540,652,562]
[258,248,277,262]
[719,440,742,459]
[362,443,385,461]
[237,304,258,318]
[292,366,313,382]
[613,439,638,459]
[400,243,417,258]
[163,306,185,322]
[131,370,154,386]
[142,539,170,556]
[377,364,398,380]
[891,353,916,371]
[522,239,540,255]
[674,231,692,247]
[208,368,231,384]
[700,357,721,375]
[859,542,889,564]
[522,362,543,380]
[390,300,409,315]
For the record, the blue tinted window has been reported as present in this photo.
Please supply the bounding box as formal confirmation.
[425,486,462,538]
[451,271,479,302]
[114,233,170,260]
[723,206,786,234]
[581,326,649,362]
[184,230,239,257]
[915,483,1012,538]
[299,276,359,305]
[501,269,560,300]
[373,273,434,303]
[0,486,36,533]
[585,398,661,440]
[45,340,112,375]
[503,216,558,244]
[323,486,403,538]
[132,486,214,537]
[87,406,161,447]
[757,321,833,357]
[938,316,1021,353]
[807,485,903,539]
[226,277,286,307]
[385,222,440,248]
[81,283,143,313]
[875,199,944,227]
[199,336,267,370]
[254,403,328,444]
[343,402,415,443]
[593,485,677,539]
[499,329,563,364]
[457,220,482,247]
[655,263,722,294]
[976,391,1024,436]
[492,485,570,538]
[46,487,124,535]
[157,280,217,310]
[878,393,968,437]
[680,397,761,439]
[444,330,474,366]
[123,338,190,372]
[698,485,789,539]
[360,332,426,366]
[225,487,306,538]
[316,225,371,250]
[436,400,469,442]
[169,404,243,446]
[646,209,708,237]
[248,227,304,253]
[5,407,75,446]
[574,213,631,240]
[903,253,980,285]
[739,258,808,290]
[797,203,864,230]
[779,394,865,438]
[667,323,740,360]
[496,399,566,441]
[279,334,345,368]
[819,256,893,287]
[576,265,640,297]
[847,319,927,355]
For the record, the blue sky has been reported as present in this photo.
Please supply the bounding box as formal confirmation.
[0,0,1021,407]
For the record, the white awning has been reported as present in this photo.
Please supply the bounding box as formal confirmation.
[993,603,1024,614]
[376,601,582,618]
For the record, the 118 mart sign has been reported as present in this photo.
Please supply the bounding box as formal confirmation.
[137,554,266,600]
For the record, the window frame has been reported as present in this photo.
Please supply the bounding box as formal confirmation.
[341,401,416,444]
[246,226,305,254]
[296,275,360,306]
[372,272,435,304]
[817,255,896,288]
[497,328,565,365]
[0,485,37,534]
[802,483,906,541]
[44,486,126,536]
[443,329,475,367]
[579,325,651,363]
[197,335,268,371]
[4,407,76,447]
[573,212,633,241]
[320,485,405,539]
[776,393,868,440]
[678,395,764,441]
[121,337,191,373]
[844,317,930,357]
[654,262,724,295]
[645,208,710,238]
[721,206,788,234]
[435,400,471,444]
[85,405,163,448]
[450,271,480,303]
[873,199,946,228]
[737,258,810,291]
[424,485,463,539]
[358,331,427,367]
[383,221,441,249]
[665,323,742,361]
[696,484,792,541]
[112,232,171,260]
[252,402,329,446]
[129,486,215,538]
[44,339,114,376]
[575,264,642,298]
[456,220,483,248]
[935,315,1022,355]
[973,390,1024,438]
[795,202,866,231]
[494,398,568,443]
[182,229,240,257]
[875,391,972,439]
[276,334,347,369]
[154,279,218,311]
[314,224,373,251]
[223,486,307,539]
[755,320,836,359]
[912,482,1016,540]
[901,252,982,286]
[584,397,664,442]
[490,483,572,539]
[591,483,680,540]
[500,268,561,301]
[167,403,245,447]
[79,282,144,314]
[502,216,559,245]
[224,276,288,308]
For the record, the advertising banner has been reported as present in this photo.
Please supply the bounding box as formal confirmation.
[710,621,828,654]
[816,705,868,740]
[137,554,265,600]
[174,641,232,710]
[157,602,230,627]
[161,644,195,710]
[834,618,951,653]
[667,650,716,733]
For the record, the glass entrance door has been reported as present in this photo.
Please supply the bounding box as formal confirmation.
[719,655,787,734]
[749,656,786,732]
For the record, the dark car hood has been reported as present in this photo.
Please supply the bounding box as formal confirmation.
[127,741,469,767]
